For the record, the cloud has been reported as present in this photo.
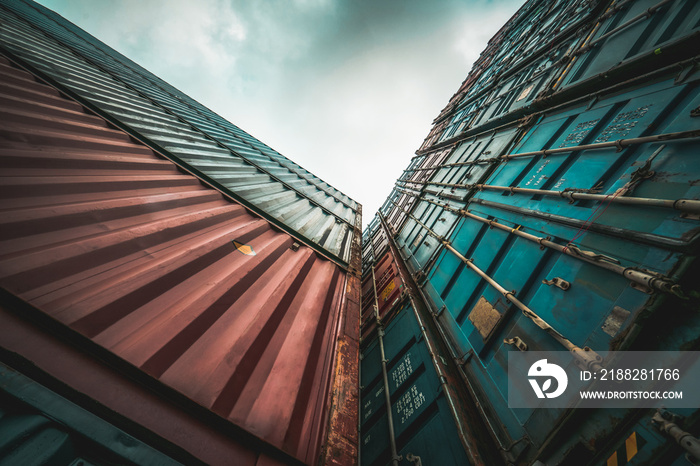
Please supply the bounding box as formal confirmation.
[36,0,524,228]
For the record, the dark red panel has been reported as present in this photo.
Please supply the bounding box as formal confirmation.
[0,55,359,465]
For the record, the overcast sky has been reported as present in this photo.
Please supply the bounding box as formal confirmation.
[36,0,523,228]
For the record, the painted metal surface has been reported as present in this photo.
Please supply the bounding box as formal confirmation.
[386,69,700,465]
[420,0,700,157]
[360,303,471,466]
[555,0,700,91]
[0,362,187,465]
[368,1,700,464]
[360,252,404,339]
[0,0,359,264]
[425,0,601,151]
[0,54,359,465]
[0,297,297,466]
[359,217,500,465]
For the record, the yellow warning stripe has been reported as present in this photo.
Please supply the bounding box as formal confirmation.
[625,432,638,460]
[606,431,643,465]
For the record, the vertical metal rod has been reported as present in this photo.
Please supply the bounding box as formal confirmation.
[413,195,684,297]
[371,265,401,466]
[389,199,603,371]
[378,214,487,465]
[379,212,513,463]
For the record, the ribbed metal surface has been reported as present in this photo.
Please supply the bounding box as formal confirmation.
[0,363,185,465]
[425,0,599,149]
[0,0,359,264]
[0,55,351,465]
[369,1,700,465]
[360,303,470,466]
[394,68,700,466]
[419,0,700,155]
[360,251,403,340]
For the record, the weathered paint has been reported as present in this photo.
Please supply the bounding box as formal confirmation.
[370,1,700,464]
[0,54,359,465]
[322,204,361,466]
[0,362,187,465]
[360,251,404,339]
[0,0,359,263]
[360,304,471,466]
[556,0,700,91]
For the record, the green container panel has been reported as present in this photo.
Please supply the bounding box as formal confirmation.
[360,305,469,466]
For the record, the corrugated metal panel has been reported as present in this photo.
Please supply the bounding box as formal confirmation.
[360,304,470,466]
[360,251,404,340]
[555,0,700,91]
[366,1,700,464]
[419,72,700,464]
[387,68,700,466]
[427,0,600,147]
[0,0,359,264]
[418,0,700,157]
[0,362,187,465]
[0,54,356,465]
[359,215,500,466]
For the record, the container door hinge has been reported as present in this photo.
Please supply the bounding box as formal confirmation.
[630,281,654,294]
[652,408,700,465]
[434,305,446,317]
[456,351,473,367]
[504,336,529,351]
[406,453,423,466]
[413,270,426,284]
[676,64,695,85]
[542,277,571,291]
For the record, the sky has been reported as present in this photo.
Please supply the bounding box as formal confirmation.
[35,0,524,228]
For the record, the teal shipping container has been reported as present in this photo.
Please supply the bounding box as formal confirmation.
[368,0,700,465]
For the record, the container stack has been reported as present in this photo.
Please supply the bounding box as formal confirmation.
[360,213,500,466]
[365,0,700,464]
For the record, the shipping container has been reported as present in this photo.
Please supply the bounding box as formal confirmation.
[4,0,700,464]
[360,303,470,466]
[0,0,360,266]
[367,0,700,465]
[359,218,500,466]
[360,251,404,340]
[0,3,360,464]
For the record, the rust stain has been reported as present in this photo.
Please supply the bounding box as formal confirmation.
[322,210,361,466]
[0,54,358,465]
[322,338,359,466]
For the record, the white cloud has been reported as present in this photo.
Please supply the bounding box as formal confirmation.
[36,0,524,228]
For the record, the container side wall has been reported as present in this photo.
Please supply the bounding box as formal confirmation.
[0,0,358,263]
[0,55,358,465]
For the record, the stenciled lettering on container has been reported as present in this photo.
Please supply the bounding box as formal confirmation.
[396,385,426,424]
[374,385,384,400]
[594,105,652,143]
[558,118,599,148]
[363,399,373,421]
[391,353,414,389]
[525,159,551,187]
